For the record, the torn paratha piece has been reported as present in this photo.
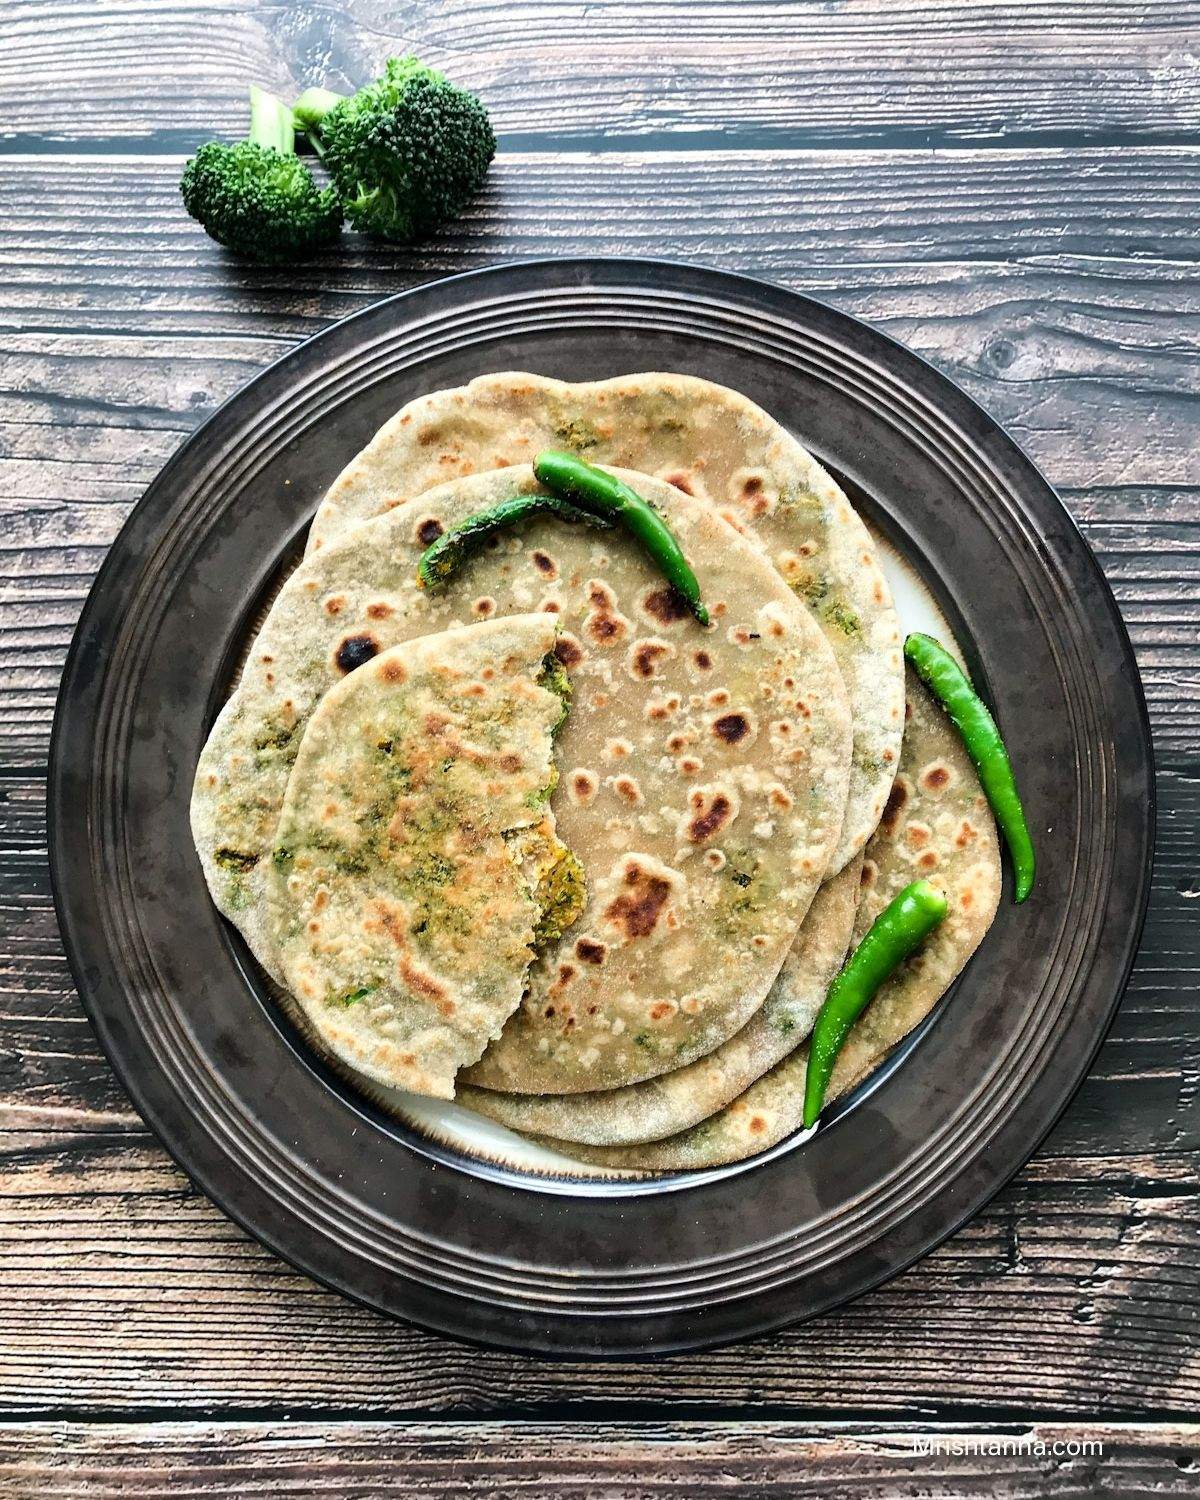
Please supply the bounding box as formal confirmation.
[264,615,575,1099]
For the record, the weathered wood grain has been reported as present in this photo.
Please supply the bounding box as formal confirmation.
[1,149,1197,763]
[3,0,1199,150]
[2,1140,1198,1417]
[2,1419,1198,1497]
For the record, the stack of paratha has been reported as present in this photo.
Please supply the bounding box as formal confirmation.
[191,372,1002,1175]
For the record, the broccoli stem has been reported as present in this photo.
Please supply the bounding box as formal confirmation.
[292,87,347,132]
[249,84,296,155]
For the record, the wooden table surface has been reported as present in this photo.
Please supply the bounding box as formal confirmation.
[2,2,1198,1494]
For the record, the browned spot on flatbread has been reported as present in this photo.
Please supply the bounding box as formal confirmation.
[712,711,751,745]
[584,580,630,648]
[415,516,444,546]
[570,769,598,805]
[685,788,735,843]
[642,584,691,625]
[921,761,953,792]
[366,601,394,620]
[532,549,557,578]
[587,611,628,646]
[660,469,695,496]
[399,953,453,1012]
[629,639,674,680]
[880,777,911,836]
[554,634,584,669]
[735,471,770,518]
[574,937,606,965]
[334,633,379,674]
[604,861,674,940]
[374,905,452,1013]
[324,593,346,616]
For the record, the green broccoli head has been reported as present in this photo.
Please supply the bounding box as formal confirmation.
[180,87,342,264]
[294,57,495,242]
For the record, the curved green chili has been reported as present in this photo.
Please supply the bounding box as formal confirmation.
[416,492,613,593]
[533,450,710,626]
[904,632,1036,904]
[803,878,948,1128]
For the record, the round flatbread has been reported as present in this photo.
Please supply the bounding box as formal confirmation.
[541,668,1001,1171]
[307,371,903,872]
[456,855,861,1144]
[191,465,853,1094]
[266,617,568,1099]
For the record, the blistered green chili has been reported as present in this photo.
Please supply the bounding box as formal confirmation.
[416,492,613,592]
[904,632,1036,904]
[533,450,710,625]
[803,878,948,1128]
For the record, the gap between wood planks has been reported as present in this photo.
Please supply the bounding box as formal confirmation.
[6,125,1200,157]
[0,1417,1197,1498]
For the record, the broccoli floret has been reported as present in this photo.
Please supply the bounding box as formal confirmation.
[292,57,495,242]
[181,85,343,263]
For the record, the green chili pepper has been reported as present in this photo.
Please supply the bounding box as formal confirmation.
[903,632,1036,904]
[416,492,613,592]
[803,878,948,1128]
[533,450,710,626]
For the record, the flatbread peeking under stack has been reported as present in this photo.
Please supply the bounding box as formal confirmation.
[306,372,904,874]
[538,668,1002,1172]
[191,465,853,1096]
[455,856,862,1145]
[265,617,568,1099]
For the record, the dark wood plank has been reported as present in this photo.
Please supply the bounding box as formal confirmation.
[2,1140,1198,1418]
[2,1419,1198,1498]
[1,148,1197,761]
[2,1,1199,149]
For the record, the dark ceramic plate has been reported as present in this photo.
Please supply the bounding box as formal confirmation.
[50,260,1153,1355]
